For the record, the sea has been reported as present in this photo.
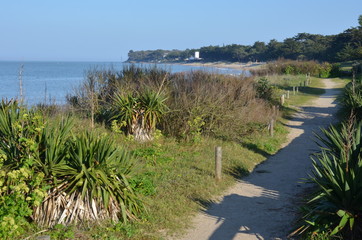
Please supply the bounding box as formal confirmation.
[0,61,246,105]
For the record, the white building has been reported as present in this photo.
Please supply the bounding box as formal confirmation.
[195,51,200,59]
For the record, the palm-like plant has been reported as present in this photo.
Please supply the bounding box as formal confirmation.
[297,120,362,238]
[139,90,168,131]
[339,80,362,120]
[0,101,143,227]
[33,132,142,227]
[35,117,73,179]
[112,93,138,134]
[0,100,41,169]
[112,90,168,141]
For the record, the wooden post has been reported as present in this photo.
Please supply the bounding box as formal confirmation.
[287,90,290,99]
[293,86,295,95]
[307,73,311,85]
[215,146,222,181]
[272,105,276,118]
[269,119,274,137]
[296,86,299,93]
[280,94,285,105]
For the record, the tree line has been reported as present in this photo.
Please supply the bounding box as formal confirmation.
[127,15,362,63]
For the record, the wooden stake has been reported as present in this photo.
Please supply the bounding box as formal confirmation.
[269,119,274,137]
[280,94,285,105]
[215,146,222,181]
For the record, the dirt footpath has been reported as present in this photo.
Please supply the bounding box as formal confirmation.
[177,79,340,240]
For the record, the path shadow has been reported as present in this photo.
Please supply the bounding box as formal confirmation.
[187,86,340,239]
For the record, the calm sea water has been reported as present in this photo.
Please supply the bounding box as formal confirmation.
[0,61,245,105]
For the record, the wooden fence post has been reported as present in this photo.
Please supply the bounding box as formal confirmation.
[215,146,222,181]
[269,119,274,137]
[287,90,290,99]
[272,105,276,117]
[280,94,285,105]
[293,86,295,95]
[296,86,299,93]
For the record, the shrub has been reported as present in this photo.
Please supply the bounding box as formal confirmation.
[34,132,142,227]
[68,66,275,142]
[255,77,273,101]
[0,100,143,237]
[339,80,362,121]
[0,100,47,239]
[111,90,168,142]
[296,120,362,239]
[162,71,273,140]
[250,60,332,77]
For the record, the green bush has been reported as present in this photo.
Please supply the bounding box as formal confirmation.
[296,120,362,239]
[0,100,143,238]
[0,101,47,239]
[339,80,362,121]
[250,60,332,77]
[318,62,332,78]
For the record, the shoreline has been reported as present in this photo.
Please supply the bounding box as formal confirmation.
[127,61,266,71]
[180,61,265,71]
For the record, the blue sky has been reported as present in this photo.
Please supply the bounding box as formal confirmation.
[0,0,361,61]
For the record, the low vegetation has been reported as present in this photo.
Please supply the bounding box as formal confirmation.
[0,63,333,239]
[0,101,141,239]
[250,59,335,78]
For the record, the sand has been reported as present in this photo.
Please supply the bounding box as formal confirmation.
[181,61,266,71]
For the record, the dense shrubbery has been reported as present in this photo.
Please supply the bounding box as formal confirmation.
[250,60,333,77]
[339,78,362,121]
[68,65,275,142]
[164,71,273,140]
[0,100,141,239]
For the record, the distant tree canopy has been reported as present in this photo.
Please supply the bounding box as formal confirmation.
[127,15,362,63]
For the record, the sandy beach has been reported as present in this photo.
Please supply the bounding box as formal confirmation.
[181,61,266,71]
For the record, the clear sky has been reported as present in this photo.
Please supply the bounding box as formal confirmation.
[1,0,361,62]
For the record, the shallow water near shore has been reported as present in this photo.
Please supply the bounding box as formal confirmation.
[0,61,246,105]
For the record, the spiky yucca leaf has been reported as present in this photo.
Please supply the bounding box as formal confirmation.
[35,117,74,178]
[297,120,362,238]
[34,132,142,227]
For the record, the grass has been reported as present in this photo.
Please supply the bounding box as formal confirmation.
[23,74,348,240]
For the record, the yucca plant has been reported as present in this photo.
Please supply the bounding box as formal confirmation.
[112,90,168,142]
[138,90,168,134]
[33,132,142,227]
[297,120,362,239]
[35,117,73,179]
[0,100,42,169]
[339,80,362,121]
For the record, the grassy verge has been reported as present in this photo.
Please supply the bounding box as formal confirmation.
[24,75,345,240]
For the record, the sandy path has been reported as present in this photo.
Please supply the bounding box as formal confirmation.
[177,79,340,240]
